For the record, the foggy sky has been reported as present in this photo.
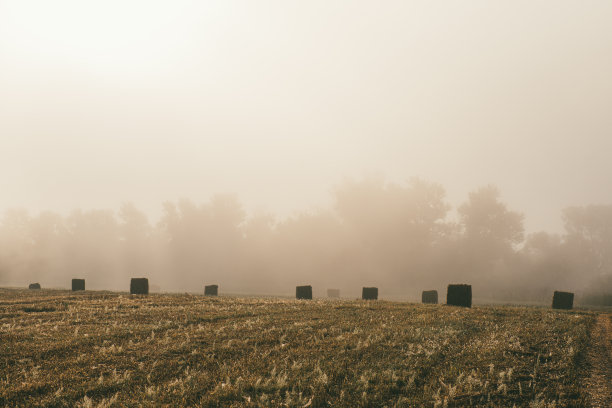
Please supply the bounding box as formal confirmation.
[1,1,611,233]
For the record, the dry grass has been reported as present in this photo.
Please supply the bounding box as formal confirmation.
[0,288,596,407]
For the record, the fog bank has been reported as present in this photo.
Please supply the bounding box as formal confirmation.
[1,178,610,304]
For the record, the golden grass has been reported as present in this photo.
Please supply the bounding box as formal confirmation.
[0,288,595,407]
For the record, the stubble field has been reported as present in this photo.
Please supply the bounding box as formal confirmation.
[0,289,602,407]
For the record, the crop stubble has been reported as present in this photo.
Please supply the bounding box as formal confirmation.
[0,289,597,407]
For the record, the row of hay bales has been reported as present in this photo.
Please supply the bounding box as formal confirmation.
[426,286,574,309]
[298,284,575,310]
[297,286,380,300]
[29,279,86,291]
[131,280,219,296]
[296,285,467,304]
[26,279,219,296]
[25,279,576,309]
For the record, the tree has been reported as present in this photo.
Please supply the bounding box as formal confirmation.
[157,195,246,290]
[458,185,524,259]
[455,185,524,288]
[274,210,349,291]
[334,177,449,245]
[63,209,120,289]
[118,203,153,279]
[333,177,450,288]
[0,209,33,284]
[562,205,612,289]
[519,231,572,293]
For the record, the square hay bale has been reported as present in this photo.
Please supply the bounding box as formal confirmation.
[296,285,312,300]
[204,284,218,296]
[72,279,85,291]
[422,290,438,304]
[362,287,378,300]
[446,284,472,307]
[552,291,574,310]
[327,288,340,298]
[130,278,149,295]
[28,283,41,290]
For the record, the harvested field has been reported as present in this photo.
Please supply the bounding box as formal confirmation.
[0,288,605,407]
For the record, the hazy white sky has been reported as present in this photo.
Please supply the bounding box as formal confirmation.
[1,0,611,233]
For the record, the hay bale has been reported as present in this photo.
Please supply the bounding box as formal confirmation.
[362,287,378,300]
[552,291,574,310]
[327,288,340,298]
[296,285,312,300]
[72,279,85,291]
[28,283,41,290]
[130,278,149,295]
[204,284,218,296]
[446,284,472,307]
[422,290,438,304]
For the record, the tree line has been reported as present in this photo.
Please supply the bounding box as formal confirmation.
[0,177,610,303]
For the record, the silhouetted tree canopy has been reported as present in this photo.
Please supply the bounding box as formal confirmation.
[562,205,612,295]
[459,185,524,259]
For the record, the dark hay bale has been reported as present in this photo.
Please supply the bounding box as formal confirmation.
[72,279,85,291]
[204,285,218,296]
[296,285,312,300]
[362,287,378,300]
[552,291,574,310]
[327,288,340,298]
[422,290,438,304]
[28,283,41,290]
[130,278,149,295]
[447,284,472,307]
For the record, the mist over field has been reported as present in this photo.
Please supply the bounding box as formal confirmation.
[0,180,611,304]
[1,1,611,303]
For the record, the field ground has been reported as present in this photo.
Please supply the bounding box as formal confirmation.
[0,289,609,407]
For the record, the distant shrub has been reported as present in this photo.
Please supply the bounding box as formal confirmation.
[28,283,41,290]
[204,285,218,296]
[447,284,472,307]
[362,287,378,300]
[552,291,574,310]
[72,279,85,291]
[422,290,438,304]
[296,285,312,300]
[130,278,149,295]
[327,289,340,298]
